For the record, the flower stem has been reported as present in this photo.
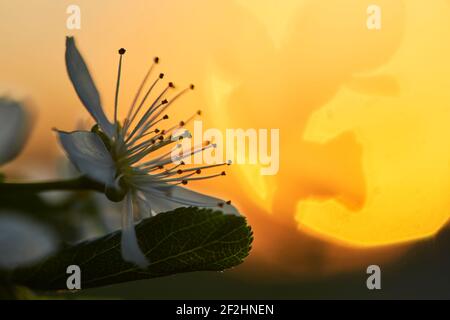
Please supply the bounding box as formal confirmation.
[0,176,104,194]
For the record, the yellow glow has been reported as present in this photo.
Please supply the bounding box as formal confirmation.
[294,0,450,245]
[210,0,450,246]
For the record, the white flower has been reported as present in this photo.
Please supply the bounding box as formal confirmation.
[0,213,57,269]
[57,37,240,268]
[0,98,56,269]
[0,98,31,165]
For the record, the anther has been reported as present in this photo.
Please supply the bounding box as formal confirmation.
[177,169,183,174]
[155,129,160,133]
[118,48,126,55]
[196,169,202,174]
[182,180,188,185]
[162,99,168,104]
[154,57,159,63]
[221,171,226,176]
[158,135,164,141]
[163,114,169,120]
[190,84,195,90]
[179,121,185,126]
[169,82,175,88]
[158,165,164,169]
[159,73,164,79]
[197,110,202,116]
[226,200,231,205]
[180,161,186,165]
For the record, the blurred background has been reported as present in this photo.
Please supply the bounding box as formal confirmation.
[1,0,450,298]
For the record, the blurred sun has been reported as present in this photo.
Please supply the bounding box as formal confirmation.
[212,0,450,246]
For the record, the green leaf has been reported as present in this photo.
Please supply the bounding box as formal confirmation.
[10,207,253,290]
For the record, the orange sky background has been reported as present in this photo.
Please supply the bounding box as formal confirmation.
[2,0,450,278]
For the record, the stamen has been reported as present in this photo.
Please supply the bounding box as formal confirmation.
[126,125,180,159]
[117,68,227,193]
[133,142,183,168]
[125,57,161,130]
[126,113,170,148]
[124,75,166,134]
[181,110,201,127]
[158,170,198,183]
[128,138,178,165]
[164,171,226,183]
[157,109,202,138]
[125,86,193,145]
[180,162,230,173]
[140,85,194,131]
[125,84,172,143]
[114,48,126,125]
[139,142,213,170]
[160,162,185,174]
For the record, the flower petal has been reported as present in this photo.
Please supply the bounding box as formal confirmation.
[135,191,152,219]
[57,130,116,186]
[0,213,57,269]
[140,184,241,216]
[140,191,181,214]
[0,98,31,165]
[65,37,114,137]
[96,194,122,232]
[121,193,149,268]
